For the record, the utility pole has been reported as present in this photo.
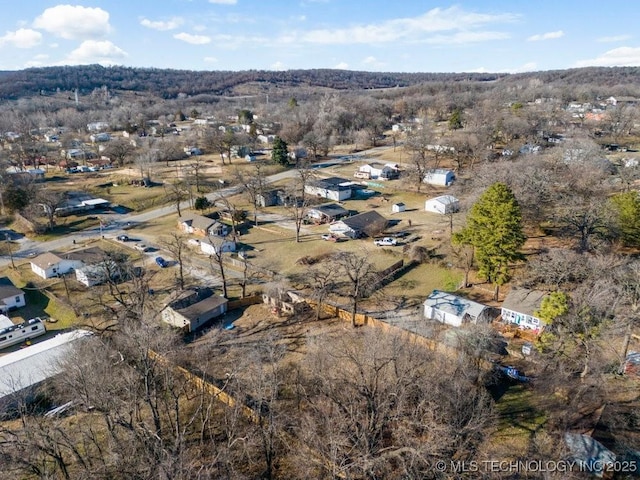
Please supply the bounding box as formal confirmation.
[5,234,15,269]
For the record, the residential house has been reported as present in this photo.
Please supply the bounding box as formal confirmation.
[30,247,106,280]
[178,215,229,237]
[328,210,388,238]
[0,330,93,413]
[0,277,25,314]
[305,177,354,202]
[501,288,548,332]
[357,163,400,180]
[306,203,349,223]
[86,122,109,132]
[425,195,460,215]
[423,169,455,186]
[75,256,122,287]
[89,132,110,143]
[162,288,228,332]
[200,238,237,256]
[423,290,495,327]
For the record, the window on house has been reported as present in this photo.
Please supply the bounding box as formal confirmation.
[14,296,20,303]
[31,326,39,331]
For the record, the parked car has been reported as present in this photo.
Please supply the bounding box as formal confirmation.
[321,234,338,242]
[374,237,398,246]
[117,234,130,242]
[134,243,151,252]
[155,257,168,268]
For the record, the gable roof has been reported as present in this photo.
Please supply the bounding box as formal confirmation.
[179,214,218,231]
[172,295,228,322]
[0,277,24,299]
[423,290,490,320]
[62,247,106,265]
[427,195,459,205]
[31,252,64,269]
[340,210,387,232]
[310,203,349,217]
[312,177,353,190]
[501,288,547,317]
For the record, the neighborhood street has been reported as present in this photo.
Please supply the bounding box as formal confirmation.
[1,147,392,267]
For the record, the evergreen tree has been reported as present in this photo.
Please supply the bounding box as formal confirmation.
[448,108,463,130]
[453,182,525,300]
[271,136,289,166]
[194,196,211,212]
[611,191,640,247]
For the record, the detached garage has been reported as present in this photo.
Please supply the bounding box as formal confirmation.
[425,195,460,215]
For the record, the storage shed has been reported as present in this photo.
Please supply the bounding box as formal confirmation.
[425,195,460,215]
[391,202,406,213]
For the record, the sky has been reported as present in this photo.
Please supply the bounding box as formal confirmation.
[0,1,639,73]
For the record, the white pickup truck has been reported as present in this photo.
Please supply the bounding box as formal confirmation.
[374,237,397,246]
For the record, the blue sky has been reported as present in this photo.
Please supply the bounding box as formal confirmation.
[0,1,639,73]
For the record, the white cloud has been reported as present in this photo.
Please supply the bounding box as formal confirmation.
[575,46,640,67]
[271,61,286,71]
[173,32,211,44]
[294,6,518,45]
[24,53,49,67]
[140,17,183,31]
[597,34,631,43]
[425,31,510,45]
[334,62,349,69]
[209,0,237,4]
[64,40,127,65]
[0,28,42,48]
[33,5,111,40]
[204,56,218,63]
[362,56,385,69]
[527,30,564,42]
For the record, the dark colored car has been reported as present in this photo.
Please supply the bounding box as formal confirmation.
[155,257,168,268]
[117,234,129,242]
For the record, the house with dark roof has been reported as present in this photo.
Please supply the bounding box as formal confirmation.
[0,277,25,314]
[305,176,354,201]
[307,203,350,223]
[178,214,229,237]
[161,288,228,332]
[501,288,548,332]
[423,290,496,327]
[328,210,388,238]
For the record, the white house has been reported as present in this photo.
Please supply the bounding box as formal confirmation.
[30,253,81,279]
[423,290,494,327]
[86,122,109,132]
[200,238,237,256]
[30,248,105,280]
[423,169,455,186]
[328,211,388,238]
[501,288,548,332]
[305,177,353,202]
[358,163,400,180]
[0,278,25,314]
[425,195,460,215]
[391,202,406,213]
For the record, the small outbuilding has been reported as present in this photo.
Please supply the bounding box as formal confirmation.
[391,202,406,213]
[423,290,495,327]
[423,169,455,186]
[425,195,460,215]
